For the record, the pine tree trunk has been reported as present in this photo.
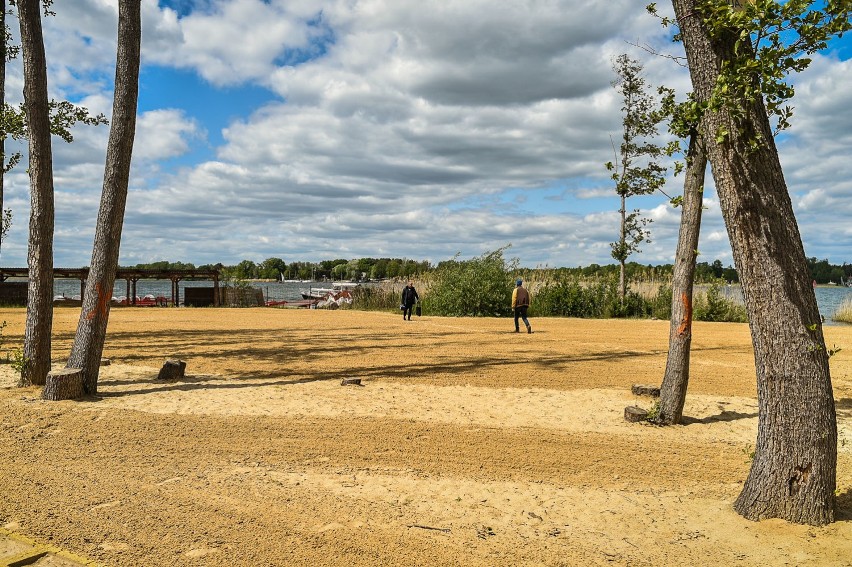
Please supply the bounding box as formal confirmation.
[1,0,7,256]
[619,194,627,303]
[672,0,836,525]
[18,0,54,386]
[657,132,707,424]
[66,0,141,395]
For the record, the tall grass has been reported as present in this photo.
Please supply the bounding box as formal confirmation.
[833,297,852,323]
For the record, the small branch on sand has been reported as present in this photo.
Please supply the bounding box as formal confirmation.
[407,524,451,533]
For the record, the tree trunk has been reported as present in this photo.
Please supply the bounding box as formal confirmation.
[619,194,626,302]
[1,0,7,256]
[66,0,141,395]
[672,0,836,525]
[657,132,707,424]
[18,0,54,386]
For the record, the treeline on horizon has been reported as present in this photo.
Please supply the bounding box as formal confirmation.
[119,256,852,285]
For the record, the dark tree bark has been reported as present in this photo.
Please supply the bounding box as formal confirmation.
[66,0,141,395]
[672,0,836,525]
[18,0,54,386]
[657,131,707,424]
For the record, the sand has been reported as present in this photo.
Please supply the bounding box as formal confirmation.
[1,307,851,566]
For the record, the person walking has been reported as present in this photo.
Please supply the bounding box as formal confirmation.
[401,281,419,321]
[512,279,532,333]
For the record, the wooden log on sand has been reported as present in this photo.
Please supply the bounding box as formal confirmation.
[157,359,186,381]
[42,368,84,401]
[624,406,648,423]
[341,377,362,386]
[631,384,660,397]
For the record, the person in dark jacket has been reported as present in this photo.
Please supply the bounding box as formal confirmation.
[401,281,419,320]
[512,279,532,333]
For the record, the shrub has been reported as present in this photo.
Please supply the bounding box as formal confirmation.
[352,283,402,312]
[649,284,673,321]
[693,280,748,322]
[426,247,516,317]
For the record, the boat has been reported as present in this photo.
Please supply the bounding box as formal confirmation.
[300,282,361,300]
[300,287,335,300]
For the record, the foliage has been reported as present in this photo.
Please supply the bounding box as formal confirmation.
[649,284,674,320]
[425,247,517,317]
[606,54,669,299]
[11,347,28,384]
[649,0,852,144]
[532,278,611,318]
[693,280,749,322]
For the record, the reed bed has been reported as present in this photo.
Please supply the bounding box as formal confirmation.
[833,297,852,324]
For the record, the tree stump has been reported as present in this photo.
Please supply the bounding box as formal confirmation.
[157,359,186,381]
[624,405,648,423]
[42,368,84,401]
[631,384,660,397]
[341,377,362,386]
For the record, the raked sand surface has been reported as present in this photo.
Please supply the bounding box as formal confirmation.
[1,307,851,566]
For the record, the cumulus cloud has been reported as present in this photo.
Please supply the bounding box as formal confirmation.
[1,0,848,268]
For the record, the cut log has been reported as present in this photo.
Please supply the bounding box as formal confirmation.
[631,384,661,397]
[341,377,362,386]
[100,358,112,366]
[157,359,186,381]
[42,368,84,401]
[624,405,648,423]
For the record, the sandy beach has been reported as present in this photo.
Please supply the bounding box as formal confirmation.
[1,307,851,566]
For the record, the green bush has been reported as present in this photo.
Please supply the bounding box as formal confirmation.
[532,276,656,319]
[426,248,516,317]
[649,284,673,321]
[693,281,748,322]
[532,278,609,318]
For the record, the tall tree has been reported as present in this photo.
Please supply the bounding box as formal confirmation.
[656,129,707,424]
[1,2,105,260]
[66,0,141,395]
[606,54,667,304]
[17,0,53,386]
[1,0,8,250]
[670,0,850,525]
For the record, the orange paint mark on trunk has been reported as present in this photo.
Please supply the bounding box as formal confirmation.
[676,292,692,336]
[85,282,111,321]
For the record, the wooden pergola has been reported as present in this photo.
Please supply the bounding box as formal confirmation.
[0,267,221,307]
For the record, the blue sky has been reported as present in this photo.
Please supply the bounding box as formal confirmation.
[2,0,851,269]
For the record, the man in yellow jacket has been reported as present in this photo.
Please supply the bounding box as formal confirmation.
[511,279,532,334]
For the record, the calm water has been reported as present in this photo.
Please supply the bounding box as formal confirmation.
[714,285,852,325]
[48,279,321,303]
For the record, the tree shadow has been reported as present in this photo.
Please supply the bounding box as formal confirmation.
[680,410,759,425]
[73,324,674,385]
[836,488,852,521]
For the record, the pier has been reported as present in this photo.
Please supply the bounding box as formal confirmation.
[0,267,221,307]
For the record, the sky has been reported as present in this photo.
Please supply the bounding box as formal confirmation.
[1,0,851,269]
